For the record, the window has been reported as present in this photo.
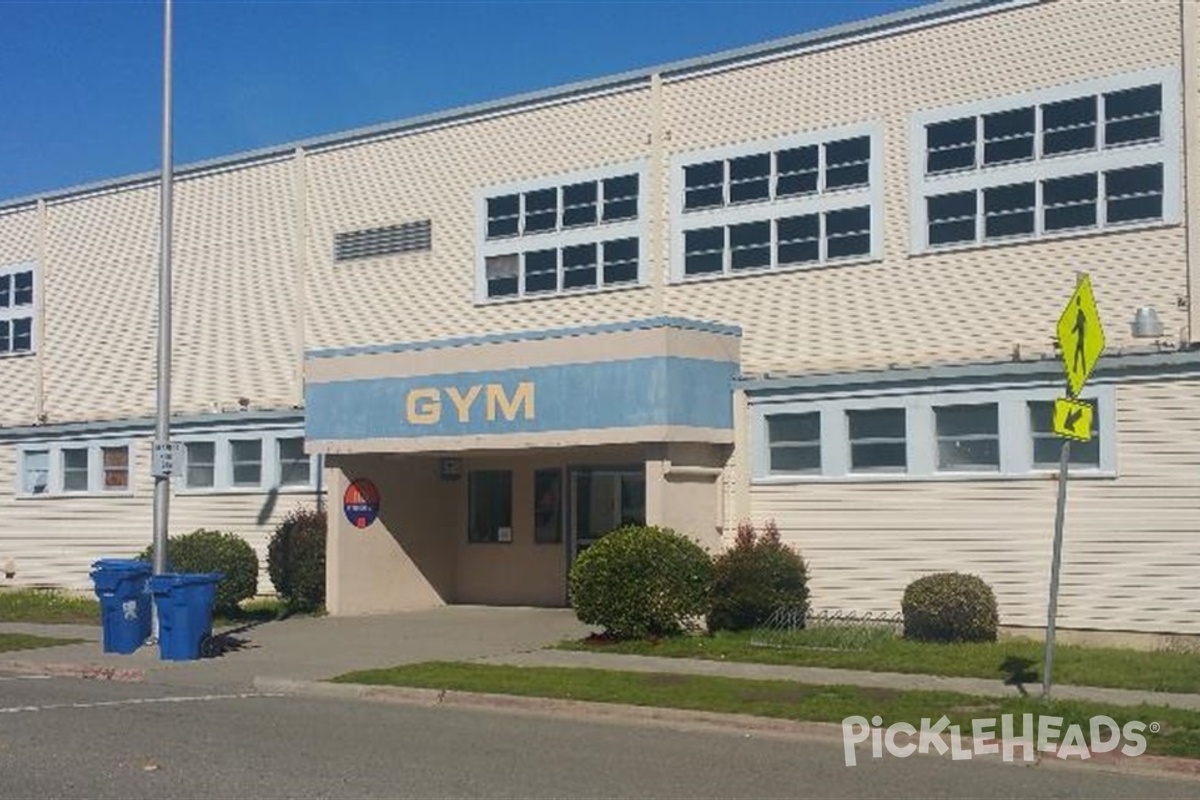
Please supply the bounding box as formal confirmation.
[102,446,129,490]
[848,408,907,473]
[468,470,512,543]
[185,442,216,488]
[1029,400,1100,467]
[277,437,310,487]
[0,263,36,356]
[230,440,262,487]
[62,448,90,492]
[22,450,49,495]
[674,124,880,281]
[767,413,821,474]
[477,163,645,301]
[935,404,999,471]
[911,68,1180,253]
[752,385,1114,482]
[534,468,563,544]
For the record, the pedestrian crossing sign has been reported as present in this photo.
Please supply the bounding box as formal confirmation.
[1056,274,1105,398]
[1053,397,1093,442]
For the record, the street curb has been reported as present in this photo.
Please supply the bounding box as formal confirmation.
[252,676,1200,781]
[0,659,145,682]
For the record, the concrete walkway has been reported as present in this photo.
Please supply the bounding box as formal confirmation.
[4,609,1200,711]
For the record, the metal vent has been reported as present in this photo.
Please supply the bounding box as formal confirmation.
[334,220,431,261]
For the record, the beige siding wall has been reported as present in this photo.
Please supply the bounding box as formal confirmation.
[0,438,321,593]
[303,89,660,352]
[660,0,1186,374]
[749,378,1200,634]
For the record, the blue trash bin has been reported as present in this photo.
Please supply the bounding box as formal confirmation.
[148,572,223,661]
[90,559,153,655]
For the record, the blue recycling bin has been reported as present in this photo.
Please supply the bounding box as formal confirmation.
[149,572,223,661]
[90,559,153,654]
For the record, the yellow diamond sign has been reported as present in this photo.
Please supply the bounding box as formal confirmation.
[1056,274,1105,397]
[1053,397,1094,442]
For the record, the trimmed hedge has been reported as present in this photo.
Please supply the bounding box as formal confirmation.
[708,520,808,632]
[569,525,712,640]
[139,529,258,614]
[267,507,327,612]
[901,571,999,643]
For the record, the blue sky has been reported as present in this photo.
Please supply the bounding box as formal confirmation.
[0,0,931,203]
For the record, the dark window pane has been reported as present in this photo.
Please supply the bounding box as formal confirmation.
[848,407,905,440]
[0,320,9,352]
[685,161,724,210]
[684,227,724,275]
[938,439,1000,470]
[562,243,597,289]
[562,182,598,228]
[983,107,1035,165]
[1104,85,1161,120]
[1044,173,1098,232]
[927,118,977,175]
[778,212,820,265]
[1106,164,1163,223]
[851,442,907,471]
[1043,96,1097,156]
[936,403,998,437]
[927,117,975,150]
[523,188,557,233]
[13,272,33,306]
[603,174,639,221]
[986,182,1036,212]
[602,238,639,284]
[776,146,818,197]
[534,469,563,544]
[984,182,1035,238]
[928,191,977,246]
[769,413,819,443]
[524,249,558,293]
[12,318,31,352]
[777,214,819,242]
[485,254,520,298]
[826,207,870,259]
[487,194,520,238]
[730,221,770,271]
[468,470,512,543]
[826,136,870,189]
[771,446,821,473]
[729,154,769,180]
[0,275,9,308]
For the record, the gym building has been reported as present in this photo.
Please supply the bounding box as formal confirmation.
[2,0,1198,635]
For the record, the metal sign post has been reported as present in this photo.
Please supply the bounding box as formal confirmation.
[151,0,175,637]
[1043,273,1105,698]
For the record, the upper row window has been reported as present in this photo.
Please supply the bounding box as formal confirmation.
[486,174,639,239]
[926,84,1161,176]
[684,135,870,211]
[0,265,35,357]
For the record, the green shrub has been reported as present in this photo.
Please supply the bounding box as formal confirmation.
[139,529,258,614]
[707,520,809,632]
[569,525,712,640]
[901,571,999,643]
[267,507,327,612]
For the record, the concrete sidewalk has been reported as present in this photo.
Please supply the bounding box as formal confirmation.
[5,609,1200,712]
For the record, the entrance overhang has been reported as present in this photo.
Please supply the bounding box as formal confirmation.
[304,317,741,454]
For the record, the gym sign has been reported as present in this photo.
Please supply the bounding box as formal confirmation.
[404,381,535,426]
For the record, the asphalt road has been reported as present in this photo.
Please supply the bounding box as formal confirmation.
[0,674,1196,800]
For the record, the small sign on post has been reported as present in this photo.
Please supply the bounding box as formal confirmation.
[1044,272,1105,700]
[151,442,184,479]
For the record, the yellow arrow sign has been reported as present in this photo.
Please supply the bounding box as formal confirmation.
[1056,274,1105,397]
[1053,397,1094,442]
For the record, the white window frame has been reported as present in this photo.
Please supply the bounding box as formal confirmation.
[0,260,38,358]
[751,383,1116,484]
[474,160,650,304]
[670,122,884,283]
[909,66,1182,254]
[174,428,321,494]
[15,439,135,497]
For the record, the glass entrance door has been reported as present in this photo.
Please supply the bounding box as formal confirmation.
[568,467,646,566]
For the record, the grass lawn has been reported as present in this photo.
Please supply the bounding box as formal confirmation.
[557,629,1200,695]
[0,589,293,627]
[0,632,84,652]
[332,661,1200,760]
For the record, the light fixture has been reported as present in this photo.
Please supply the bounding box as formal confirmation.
[1130,306,1164,338]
